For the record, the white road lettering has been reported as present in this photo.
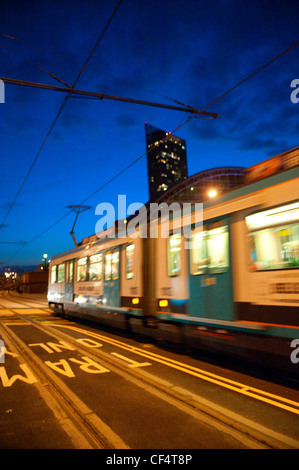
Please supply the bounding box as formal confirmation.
[2,346,19,359]
[75,338,103,348]
[46,341,76,353]
[1,345,19,364]
[44,359,75,377]
[0,364,38,387]
[69,356,109,374]
[29,341,76,353]
[29,343,56,353]
[44,356,109,377]
[111,352,151,368]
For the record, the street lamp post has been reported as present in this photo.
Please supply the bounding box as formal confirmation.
[42,253,48,270]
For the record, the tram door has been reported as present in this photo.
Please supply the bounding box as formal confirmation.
[65,260,74,301]
[104,248,120,307]
[188,219,234,320]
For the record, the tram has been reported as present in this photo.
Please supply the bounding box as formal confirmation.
[48,146,299,376]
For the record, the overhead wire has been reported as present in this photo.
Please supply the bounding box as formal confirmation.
[0,31,177,104]
[0,0,124,229]
[2,38,299,263]
[61,38,299,206]
[0,76,217,116]
[0,41,71,87]
[199,40,299,113]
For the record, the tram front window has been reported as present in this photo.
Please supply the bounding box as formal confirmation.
[89,254,102,281]
[168,234,181,277]
[246,202,299,270]
[77,257,87,282]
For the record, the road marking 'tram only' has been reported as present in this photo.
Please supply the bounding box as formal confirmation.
[54,323,299,416]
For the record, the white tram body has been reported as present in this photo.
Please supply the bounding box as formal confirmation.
[48,147,299,376]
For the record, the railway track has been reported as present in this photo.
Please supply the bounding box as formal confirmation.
[1,296,299,449]
[0,313,127,449]
[1,292,49,308]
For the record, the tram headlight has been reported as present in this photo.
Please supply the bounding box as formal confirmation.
[75,295,87,304]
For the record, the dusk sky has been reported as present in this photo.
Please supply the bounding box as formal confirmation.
[0,0,298,267]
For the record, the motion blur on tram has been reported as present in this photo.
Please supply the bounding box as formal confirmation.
[48,147,299,378]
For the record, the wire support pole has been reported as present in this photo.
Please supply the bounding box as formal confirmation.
[0,76,219,118]
[0,0,125,229]
[67,205,91,247]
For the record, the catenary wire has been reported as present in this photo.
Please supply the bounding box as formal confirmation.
[0,0,124,229]
[0,41,71,87]
[47,38,299,207]
[0,77,213,115]
[2,39,299,263]
[0,31,177,104]
[199,40,299,113]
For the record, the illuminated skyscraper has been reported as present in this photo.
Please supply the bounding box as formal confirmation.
[145,123,188,201]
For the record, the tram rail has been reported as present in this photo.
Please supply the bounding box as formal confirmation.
[0,305,128,449]
[1,296,299,449]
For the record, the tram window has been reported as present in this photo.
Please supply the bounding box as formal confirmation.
[89,254,102,281]
[190,231,208,275]
[66,261,73,283]
[58,264,65,283]
[168,234,181,277]
[77,257,87,282]
[190,224,229,275]
[105,251,112,281]
[112,250,119,280]
[126,244,135,279]
[69,261,73,283]
[50,266,57,284]
[246,202,299,271]
[207,225,229,273]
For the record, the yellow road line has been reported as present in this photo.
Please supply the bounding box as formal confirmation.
[54,324,299,415]
[0,309,16,316]
[13,308,48,314]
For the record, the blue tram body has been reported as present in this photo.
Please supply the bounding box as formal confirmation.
[48,147,299,376]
